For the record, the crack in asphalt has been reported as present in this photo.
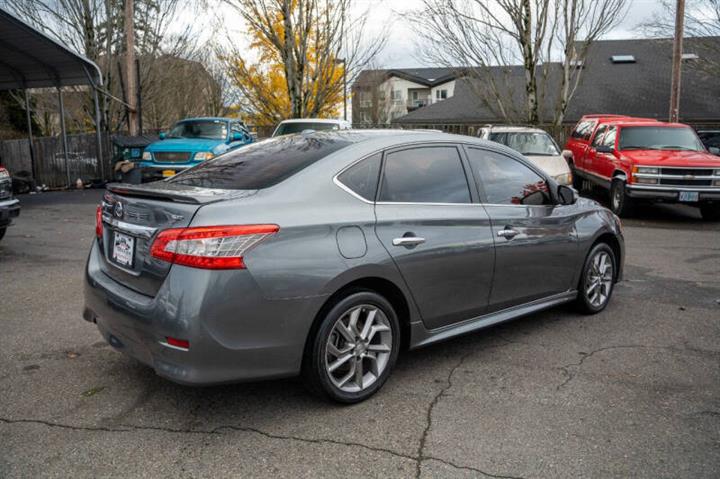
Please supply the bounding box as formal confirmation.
[0,416,523,477]
[555,344,720,391]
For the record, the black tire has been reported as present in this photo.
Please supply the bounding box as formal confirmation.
[575,243,617,314]
[699,204,720,221]
[609,179,635,217]
[302,289,401,404]
[570,163,584,191]
[0,227,5,241]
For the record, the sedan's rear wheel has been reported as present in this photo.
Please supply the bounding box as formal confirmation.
[576,243,616,314]
[304,290,400,403]
[700,204,720,221]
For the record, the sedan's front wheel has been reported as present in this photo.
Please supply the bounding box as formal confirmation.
[576,243,616,314]
[304,290,400,403]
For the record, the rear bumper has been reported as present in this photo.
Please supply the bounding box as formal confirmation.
[83,240,323,385]
[625,185,720,203]
[0,198,20,227]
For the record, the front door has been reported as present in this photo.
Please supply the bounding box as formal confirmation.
[374,145,495,330]
[464,147,579,310]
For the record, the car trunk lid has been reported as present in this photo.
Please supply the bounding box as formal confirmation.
[99,182,256,296]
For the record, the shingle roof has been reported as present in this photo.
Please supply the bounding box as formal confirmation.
[391,37,720,124]
[354,67,457,88]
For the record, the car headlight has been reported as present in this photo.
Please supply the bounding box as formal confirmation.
[193,152,214,161]
[553,172,572,185]
[714,169,720,176]
[142,151,152,161]
[635,166,659,175]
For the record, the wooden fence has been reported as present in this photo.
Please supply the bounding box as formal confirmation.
[0,133,112,189]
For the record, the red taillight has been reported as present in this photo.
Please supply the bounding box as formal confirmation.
[165,337,190,350]
[149,224,279,270]
[96,206,103,238]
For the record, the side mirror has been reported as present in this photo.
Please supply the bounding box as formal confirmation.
[159,132,166,140]
[709,146,720,155]
[596,145,613,154]
[231,131,244,142]
[558,185,578,205]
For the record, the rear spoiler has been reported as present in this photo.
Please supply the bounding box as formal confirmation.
[107,183,257,204]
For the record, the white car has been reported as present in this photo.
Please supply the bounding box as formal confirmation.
[272,118,351,137]
[477,125,572,185]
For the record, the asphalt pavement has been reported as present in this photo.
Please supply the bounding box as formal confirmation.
[1,189,718,478]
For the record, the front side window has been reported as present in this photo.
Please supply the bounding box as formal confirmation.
[591,125,608,147]
[337,153,381,201]
[168,120,228,140]
[488,132,560,156]
[602,126,617,148]
[379,146,470,204]
[618,126,704,151]
[466,148,551,206]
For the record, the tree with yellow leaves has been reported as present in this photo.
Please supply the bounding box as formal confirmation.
[223,0,387,125]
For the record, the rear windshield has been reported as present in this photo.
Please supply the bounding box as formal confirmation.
[619,126,704,151]
[488,132,560,156]
[274,122,341,136]
[166,134,352,189]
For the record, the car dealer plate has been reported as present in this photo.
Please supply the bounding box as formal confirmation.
[162,169,176,177]
[679,191,699,202]
[112,231,135,267]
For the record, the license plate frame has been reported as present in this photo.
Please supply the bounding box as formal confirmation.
[162,169,176,178]
[678,191,699,202]
[112,231,135,268]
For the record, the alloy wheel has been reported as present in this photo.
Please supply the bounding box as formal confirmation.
[585,251,614,308]
[324,304,392,393]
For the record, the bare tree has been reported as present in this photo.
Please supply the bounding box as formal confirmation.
[223,0,387,120]
[410,0,626,126]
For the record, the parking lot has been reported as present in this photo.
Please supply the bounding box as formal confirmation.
[1,189,718,478]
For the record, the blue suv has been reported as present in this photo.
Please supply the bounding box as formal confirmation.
[140,117,253,181]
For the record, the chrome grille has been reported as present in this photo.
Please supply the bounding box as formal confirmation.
[153,151,191,163]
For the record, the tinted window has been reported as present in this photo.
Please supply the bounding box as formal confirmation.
[168,120,227,140]
[337,153,381,201]
[274,122,340,136]
[488,132,560,155]
[466,148,551,206]
[167,134,351,189]
[591,125,608,147]
[379,146,470,203]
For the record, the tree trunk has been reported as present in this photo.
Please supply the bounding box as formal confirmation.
[125,0,139,135]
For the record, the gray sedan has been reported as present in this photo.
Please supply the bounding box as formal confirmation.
[84,130,624,403]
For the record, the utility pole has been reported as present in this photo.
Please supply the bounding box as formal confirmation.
[669,0,685,123]
[124,0,139,135]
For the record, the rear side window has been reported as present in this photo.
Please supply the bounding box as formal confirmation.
[379,146,470,203]
[337,153,381,201]
[572,120,596,140]
[591,125,608,147]
[466,148,551,206]
[167,134,351,189]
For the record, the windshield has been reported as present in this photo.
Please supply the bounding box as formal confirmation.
[273,122,340,137]
[168,120,228,140]
[619,126,704,151]
[488,132,560,156]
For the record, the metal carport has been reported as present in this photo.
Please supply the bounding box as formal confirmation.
[0,8,105,187]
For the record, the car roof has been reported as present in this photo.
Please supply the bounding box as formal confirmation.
[605,120,690,128]
[177,117,237,123]
[484,126,548,134]
[278,118,349,124]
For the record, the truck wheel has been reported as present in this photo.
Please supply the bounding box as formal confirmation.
[700,204,720,221]
[571,165,584,191]
[609,179,634,217]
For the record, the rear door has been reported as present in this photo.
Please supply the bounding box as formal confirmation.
[374,144,495,330]
[569,119,597,170]
[584,124,608,178]
[464,147,578,310]
[595,126,618,180]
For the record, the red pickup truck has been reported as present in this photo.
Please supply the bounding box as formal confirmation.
[564,115,720,220]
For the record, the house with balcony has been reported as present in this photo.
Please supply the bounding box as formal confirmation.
[351,68,457,125]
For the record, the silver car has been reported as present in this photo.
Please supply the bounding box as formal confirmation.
[84,130,624,403]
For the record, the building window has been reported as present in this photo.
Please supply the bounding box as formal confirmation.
[361,112,371,124]
[359,91,371,108]
[391,90,402,102]
[435,89,448,100]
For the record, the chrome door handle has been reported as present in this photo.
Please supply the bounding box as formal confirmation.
[392,236,426,247]
[497,228,519,239]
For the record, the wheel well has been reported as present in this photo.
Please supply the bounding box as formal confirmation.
[592,233,622,282]
[303,277,413,359]
[612,170,627,182]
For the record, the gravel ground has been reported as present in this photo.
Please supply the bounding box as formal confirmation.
[1,189,718,478]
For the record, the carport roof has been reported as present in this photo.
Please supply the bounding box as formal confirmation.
[0,8,102,90]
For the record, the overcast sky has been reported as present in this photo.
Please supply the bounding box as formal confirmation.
[355,0,669,68]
